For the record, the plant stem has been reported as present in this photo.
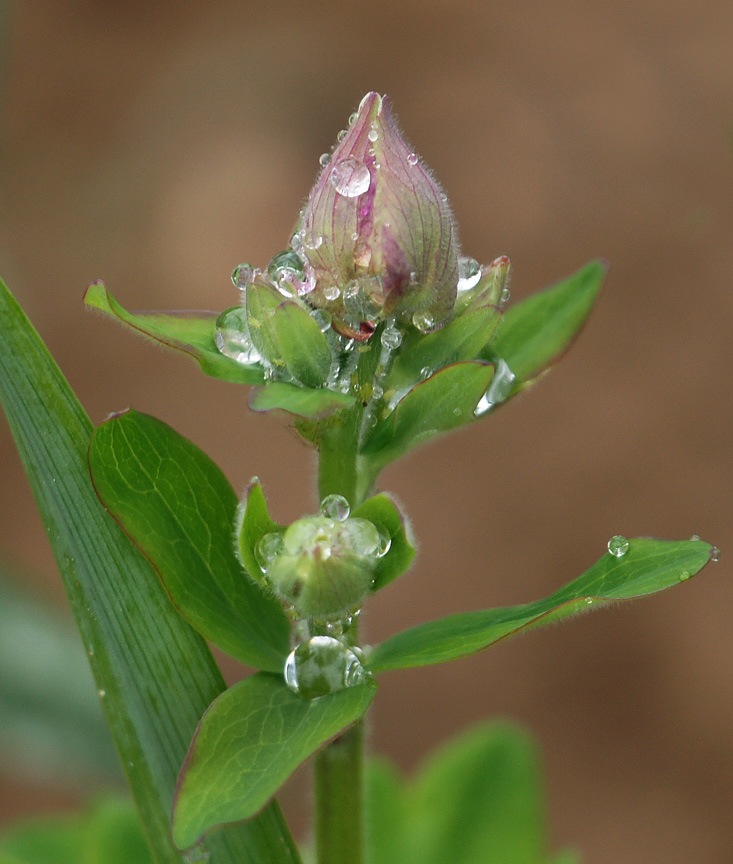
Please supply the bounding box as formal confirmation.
[314,719,365,864]
[315,409,375,864]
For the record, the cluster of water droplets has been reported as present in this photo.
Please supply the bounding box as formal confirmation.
[253,495,391,700]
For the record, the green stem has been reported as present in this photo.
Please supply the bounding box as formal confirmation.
[314,402,376,864]
[314,720,365,864]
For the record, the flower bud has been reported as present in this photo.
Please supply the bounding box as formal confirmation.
[260,514,381,620]
[300,92,459,337]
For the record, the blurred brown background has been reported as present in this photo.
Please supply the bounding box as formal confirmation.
[1,1,731,861]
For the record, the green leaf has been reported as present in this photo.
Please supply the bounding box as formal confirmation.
[249,382,354,418]
[365,759,407,864]
[362,361,495,469]
[234,478,284,589]
[83,281,264,385]
[0,797,153,864]
[367,538,715,672]
[491,260,606,385]
[0,277,300,864]
[274,302,333,387]
[172,673,376,850]
[352,494,416,591]
[89,409,290,671]
[388,308,500,390]
[406,723,544,864]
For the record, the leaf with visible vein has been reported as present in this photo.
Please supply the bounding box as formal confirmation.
[173,674,376,850]
[368,538,715,672]
[0,276,300,864]
[84,281,264,384]
[89,409,291,672]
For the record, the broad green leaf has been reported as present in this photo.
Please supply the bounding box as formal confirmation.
[89,410,290,672]
[352,494,416,591]
[249,382,354,418]
[362,361,495,469]
[0,277,300,864]
[274,302,333,387]
[406,723,544,864]
[173,673,376,850]
[365,759,407,864]
[388,308,500,390]
[234,478,284,588]
[368,538,715,672]
[491,260,605,385]
[83,281,264,385]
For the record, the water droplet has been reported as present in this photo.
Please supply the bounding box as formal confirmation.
[419,366,433,380]
[367,147,376,157]
[380,325,402,350]
[348,112,358,126]
[97,689,106,698]
[407,152,419,166]
[710,546,720,562]
[412,311,435,332]
[330,158,371,197]
[607,535,630,558]
[319,152,331,168]
[267,249,306,297]
[584,597,594,605]
[284,636,370,699]
[87,646,94,658]
[500,286,511,304]
[371,384,384,400]
[324,285,341,301]
[338,518,381,557]
[231,262,256,290]
[337,129,347,142]
[256,532,284,573]
[304,233,323,250]
[457,256,481,292]
[474,358,517,417]
[453,407,461,416]
[321,494,351,521]
[376,530,391,558]
[215,307,262,365]
[311,309,332,332]
[368,128,379,142]
[690,534,701,541]
[679,570,691,581]
[183,844,210,863]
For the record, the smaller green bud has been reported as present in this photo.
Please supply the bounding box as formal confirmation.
[262,515,380,619]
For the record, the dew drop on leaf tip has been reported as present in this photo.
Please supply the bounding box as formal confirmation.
[607,535,630,558]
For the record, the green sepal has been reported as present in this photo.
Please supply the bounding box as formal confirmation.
[388,307,500,391]
[234,478,285,588]
[368,537,715,673]
[362,361,495,469]
[490,259,606,386]
[352,493,416,591]
[245,279,285,368]
[172,673,377,851]
[249,382,355,418]
[274,301,333,387]
[89,410,290,672]
[83,281,265,384]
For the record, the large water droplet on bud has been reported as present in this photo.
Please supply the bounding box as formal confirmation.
[283,635,369,699]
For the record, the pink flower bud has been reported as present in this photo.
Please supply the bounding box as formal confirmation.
[300,93,459,338]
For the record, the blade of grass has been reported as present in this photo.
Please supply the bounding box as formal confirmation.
[0,277,300,864]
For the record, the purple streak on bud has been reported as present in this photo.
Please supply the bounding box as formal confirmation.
[302,92,459,337]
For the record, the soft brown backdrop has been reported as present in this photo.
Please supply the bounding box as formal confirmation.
[1,2,731,862]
